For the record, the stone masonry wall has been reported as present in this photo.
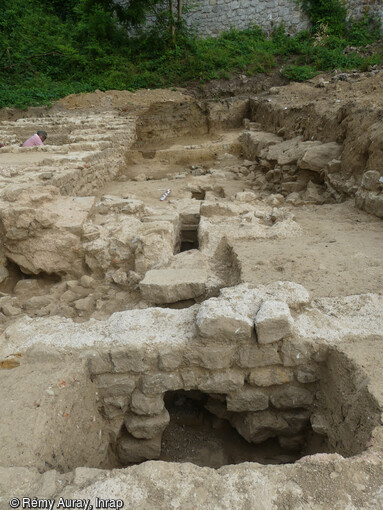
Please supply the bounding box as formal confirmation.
[125,0,383,38]
[183,0,308,36]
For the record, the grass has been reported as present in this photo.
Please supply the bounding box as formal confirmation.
[1,1,382,109]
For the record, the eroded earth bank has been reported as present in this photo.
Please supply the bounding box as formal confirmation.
[0,73,382,509]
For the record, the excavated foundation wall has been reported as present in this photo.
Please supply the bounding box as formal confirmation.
[248,96,383,217]
[90,294,320,464]
[2,282,382,472]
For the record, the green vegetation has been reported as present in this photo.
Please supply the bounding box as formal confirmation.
[0,0,382,108]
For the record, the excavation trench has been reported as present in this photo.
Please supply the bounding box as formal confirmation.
[0,96,382,325]
[0,91,382,481]
[117,390,326,468]
[99,343,381,470]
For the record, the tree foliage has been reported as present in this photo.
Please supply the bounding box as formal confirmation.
[0,0,382,108]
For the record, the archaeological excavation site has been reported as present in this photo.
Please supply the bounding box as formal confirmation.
[0,72,383,509]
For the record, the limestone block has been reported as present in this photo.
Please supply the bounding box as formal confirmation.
[0,191,96,276]
[124,409,170,439]
[326,159,341,174]
[231,410,289,443]
[264,281,311,310]
[142,210,179,228]
[280,338,315,366]
[83,217,139,276]
[285,192,303,206]
[248,366,294,386]
[130,389,164,416]
[86,351,113,375]
[261,138,321,166]
[176,199,201,225]
[302,182,326,204]
[13,279,42,296]
[280,409,310,435]
[235,191,258,202]
[158,348,185,371]
[226,386,269,412]
[95,374,136,398]
[68,284,90,298]
[310,413,328,435]
[139,373,183,396]
[95,196,145,216]
[239,131,282,160]
[180,368,206,390]
[117,432,161,463]
[60,290,78,303]
[134,222,175,275]
[103,396,129,419]
[198,370,244,393]
[255,300,293,344]
[110,348,156,374]
[204,397,232,420]
[281,181,306,194]
[361,170,381,191]
[299,142,343,172]
[185,345,235,370]
[2,304,21,317]
[140,268,207,304]
[200,202,252,218]
[111,269,128,287]
[237,344,281,368]
[74,295,95,312]
[4,229,84,276]
[270,385,314,409]
[80,275,96,288]
[197,299,254,342]
[42,196,96,235]
[355,190,383,219]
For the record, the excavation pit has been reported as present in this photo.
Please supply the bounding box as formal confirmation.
[158,390,326,468]
[179,225,200,252]
[0,85,382,505]
[191,190,206,200]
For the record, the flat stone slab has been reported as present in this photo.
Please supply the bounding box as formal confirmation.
[140,268,208,304]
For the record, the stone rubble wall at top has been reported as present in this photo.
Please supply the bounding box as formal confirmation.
[123,0,383,38]
[183,0,309,36]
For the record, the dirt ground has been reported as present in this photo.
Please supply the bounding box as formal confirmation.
[236,201,383,297]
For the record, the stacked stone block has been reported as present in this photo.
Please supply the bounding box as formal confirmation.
[88,282,321,463]
[0,111,136,197]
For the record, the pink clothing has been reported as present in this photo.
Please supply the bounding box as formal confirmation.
[22,133,43,147]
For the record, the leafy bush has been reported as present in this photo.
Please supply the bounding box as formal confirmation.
[281,65,317,81]
[0,0,382,108]
[347,15,381,46]
[299,0,347,36]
